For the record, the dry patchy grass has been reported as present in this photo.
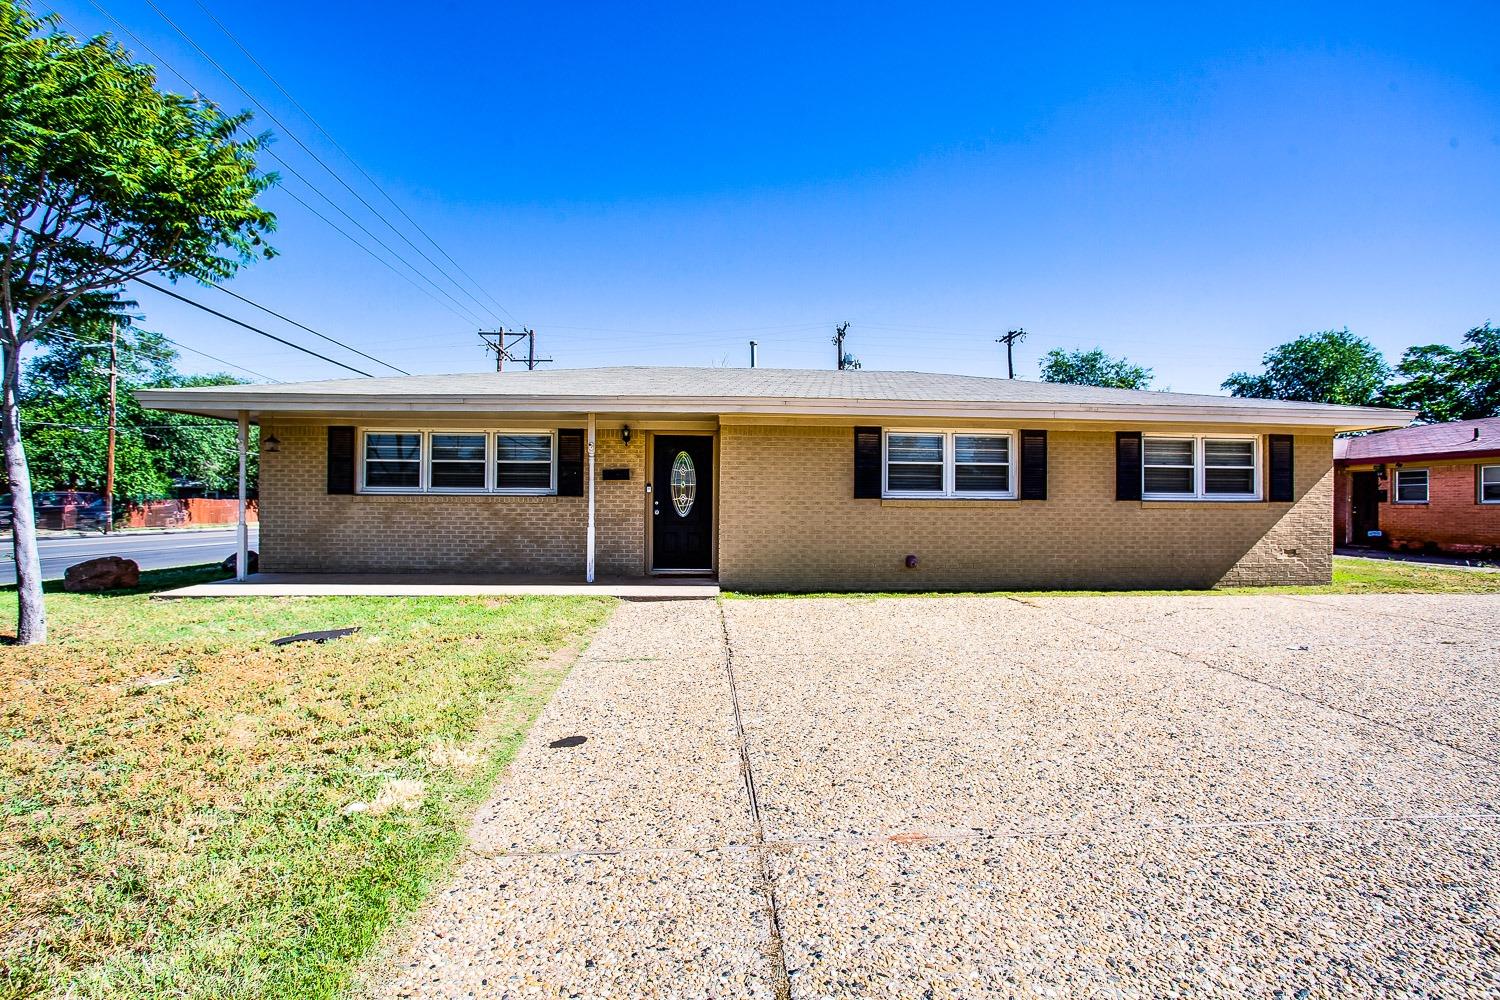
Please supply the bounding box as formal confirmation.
[0,567,613,1000]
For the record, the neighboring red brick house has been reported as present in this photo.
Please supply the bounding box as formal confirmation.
[1334,416,1500,556]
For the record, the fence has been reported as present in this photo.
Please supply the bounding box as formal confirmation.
[119,498,259,529]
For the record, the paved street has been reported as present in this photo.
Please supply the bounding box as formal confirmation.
[366,594,1500,999]
[0,526,258,584]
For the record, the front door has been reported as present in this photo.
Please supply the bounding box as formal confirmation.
[1350,471,1381,544]
[651,435,713,571]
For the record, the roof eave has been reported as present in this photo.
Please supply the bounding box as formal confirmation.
[132,389,1415,430]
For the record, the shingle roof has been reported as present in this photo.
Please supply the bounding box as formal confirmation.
[136,365,1413,429]
[1334,416,1500,462]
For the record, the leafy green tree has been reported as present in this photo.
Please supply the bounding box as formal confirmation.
[1382,323,1500,423]
[1222,329,1388,405]
[1,2,276,643]
[19,319,255,497]
[1039,347,1153,390]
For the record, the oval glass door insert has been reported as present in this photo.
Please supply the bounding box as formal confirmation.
[670,451,697,517]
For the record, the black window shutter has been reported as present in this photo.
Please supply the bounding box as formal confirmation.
[1115,431,1142,501]
[1020,430,1048,500]
[853,427,882,498]
[557,429,585,496]
[327,426,356,494]
[1268,434,1294,502]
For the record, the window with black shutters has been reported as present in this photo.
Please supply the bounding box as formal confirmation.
[1141,434,1261,501]
[881,429,1016,499]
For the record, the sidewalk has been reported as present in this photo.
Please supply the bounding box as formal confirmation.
[1336,546,1500,572]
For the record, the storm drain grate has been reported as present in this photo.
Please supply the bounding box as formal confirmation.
[271,627,361,646]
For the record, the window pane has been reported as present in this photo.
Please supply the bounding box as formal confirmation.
[365,433,421,461]
[431,433,485,462]
[1144,438,1194,465]
[954,435,1008,464]
[1485,482,1500,502]
[1144,466,1194,494]
[1204,439,1254,467]
[365,461,419,488]
[887,463,943,492]
[956,464,1009,493]
[496,462,552,490]
[496,434,552,462]
[887,434,943,464]
[1205,467,1255,494]
[1397,471,1428,502]
[431,462,486,489]
[1485,467,1500,486]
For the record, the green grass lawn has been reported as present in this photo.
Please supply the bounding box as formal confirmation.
[727,554,1500,598]
[0,567,614,1000]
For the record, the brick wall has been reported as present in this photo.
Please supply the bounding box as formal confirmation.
[718,425,1334,591]
[258,423,645,575]
[1345,459,1500,554]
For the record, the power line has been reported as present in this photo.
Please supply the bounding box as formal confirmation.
[74,3,488,331]
[188,0,521,327]
[206,282,410,374]
[139,0,510,328]
[134,277,375,377]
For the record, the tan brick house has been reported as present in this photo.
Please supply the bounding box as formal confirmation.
[1334,416,1500,557]
[138,367,1410,590]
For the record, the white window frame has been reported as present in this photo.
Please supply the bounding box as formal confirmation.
[881,429,1017,500]
[1141,433,1262,501]
[1394,467,1429,504]
[358,428,558,496]
[1482,465,1500,505]
[493,430,559,495]
[360,429,424,493]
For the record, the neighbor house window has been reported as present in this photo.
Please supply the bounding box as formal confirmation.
[1483,465,1500,504]
[1142,435,1260,500]
[359,429,557,494]
[1395,468,1429,503]
[883,430,1015,498]
[362,432,422,490]
[494,433,556,492]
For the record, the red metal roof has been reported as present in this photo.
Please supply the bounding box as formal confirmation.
[1335,416,1500,463]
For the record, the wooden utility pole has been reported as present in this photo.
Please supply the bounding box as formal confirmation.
[480,328,551,371]
[834,322,850,370]
[103,321,118,534]
[996,328,1028,379]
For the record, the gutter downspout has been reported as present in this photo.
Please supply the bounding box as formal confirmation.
[236,411,249,582]
[586,413,596,583]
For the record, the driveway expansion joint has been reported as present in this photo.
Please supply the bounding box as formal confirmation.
[718,600,793,1000]
[1044,601,1500,769]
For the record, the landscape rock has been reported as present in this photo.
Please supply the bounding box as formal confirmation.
[221,550,258,575]
[62,556,139,592]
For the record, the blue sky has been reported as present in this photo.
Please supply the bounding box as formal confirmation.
[49,0,1500,392]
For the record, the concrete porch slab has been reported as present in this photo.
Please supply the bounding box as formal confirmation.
[152,572,719,599]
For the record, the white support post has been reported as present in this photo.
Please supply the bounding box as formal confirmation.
[585,413,597,583]
[236,411,249,582]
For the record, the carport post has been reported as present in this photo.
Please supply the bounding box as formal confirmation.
[585,413,596,583]
[236,411,249,582]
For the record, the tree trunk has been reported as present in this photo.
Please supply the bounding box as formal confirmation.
[2,340,46,644]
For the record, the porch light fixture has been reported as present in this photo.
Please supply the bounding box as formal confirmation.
[620,425,632,444]
[263,434,281,453]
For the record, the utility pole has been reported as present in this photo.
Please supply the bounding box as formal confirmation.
[749,340,758,368]
[834,322,850,370]
[480,328,551,371]
[996,328,1028,379]
[103,320,118,534]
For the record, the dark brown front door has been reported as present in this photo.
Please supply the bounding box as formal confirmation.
[1350,472,1381,544]
[651,435,713,571]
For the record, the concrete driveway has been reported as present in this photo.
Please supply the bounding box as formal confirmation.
[367,594,1500,998]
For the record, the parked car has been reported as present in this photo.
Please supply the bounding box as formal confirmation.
[31,491,108,532]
